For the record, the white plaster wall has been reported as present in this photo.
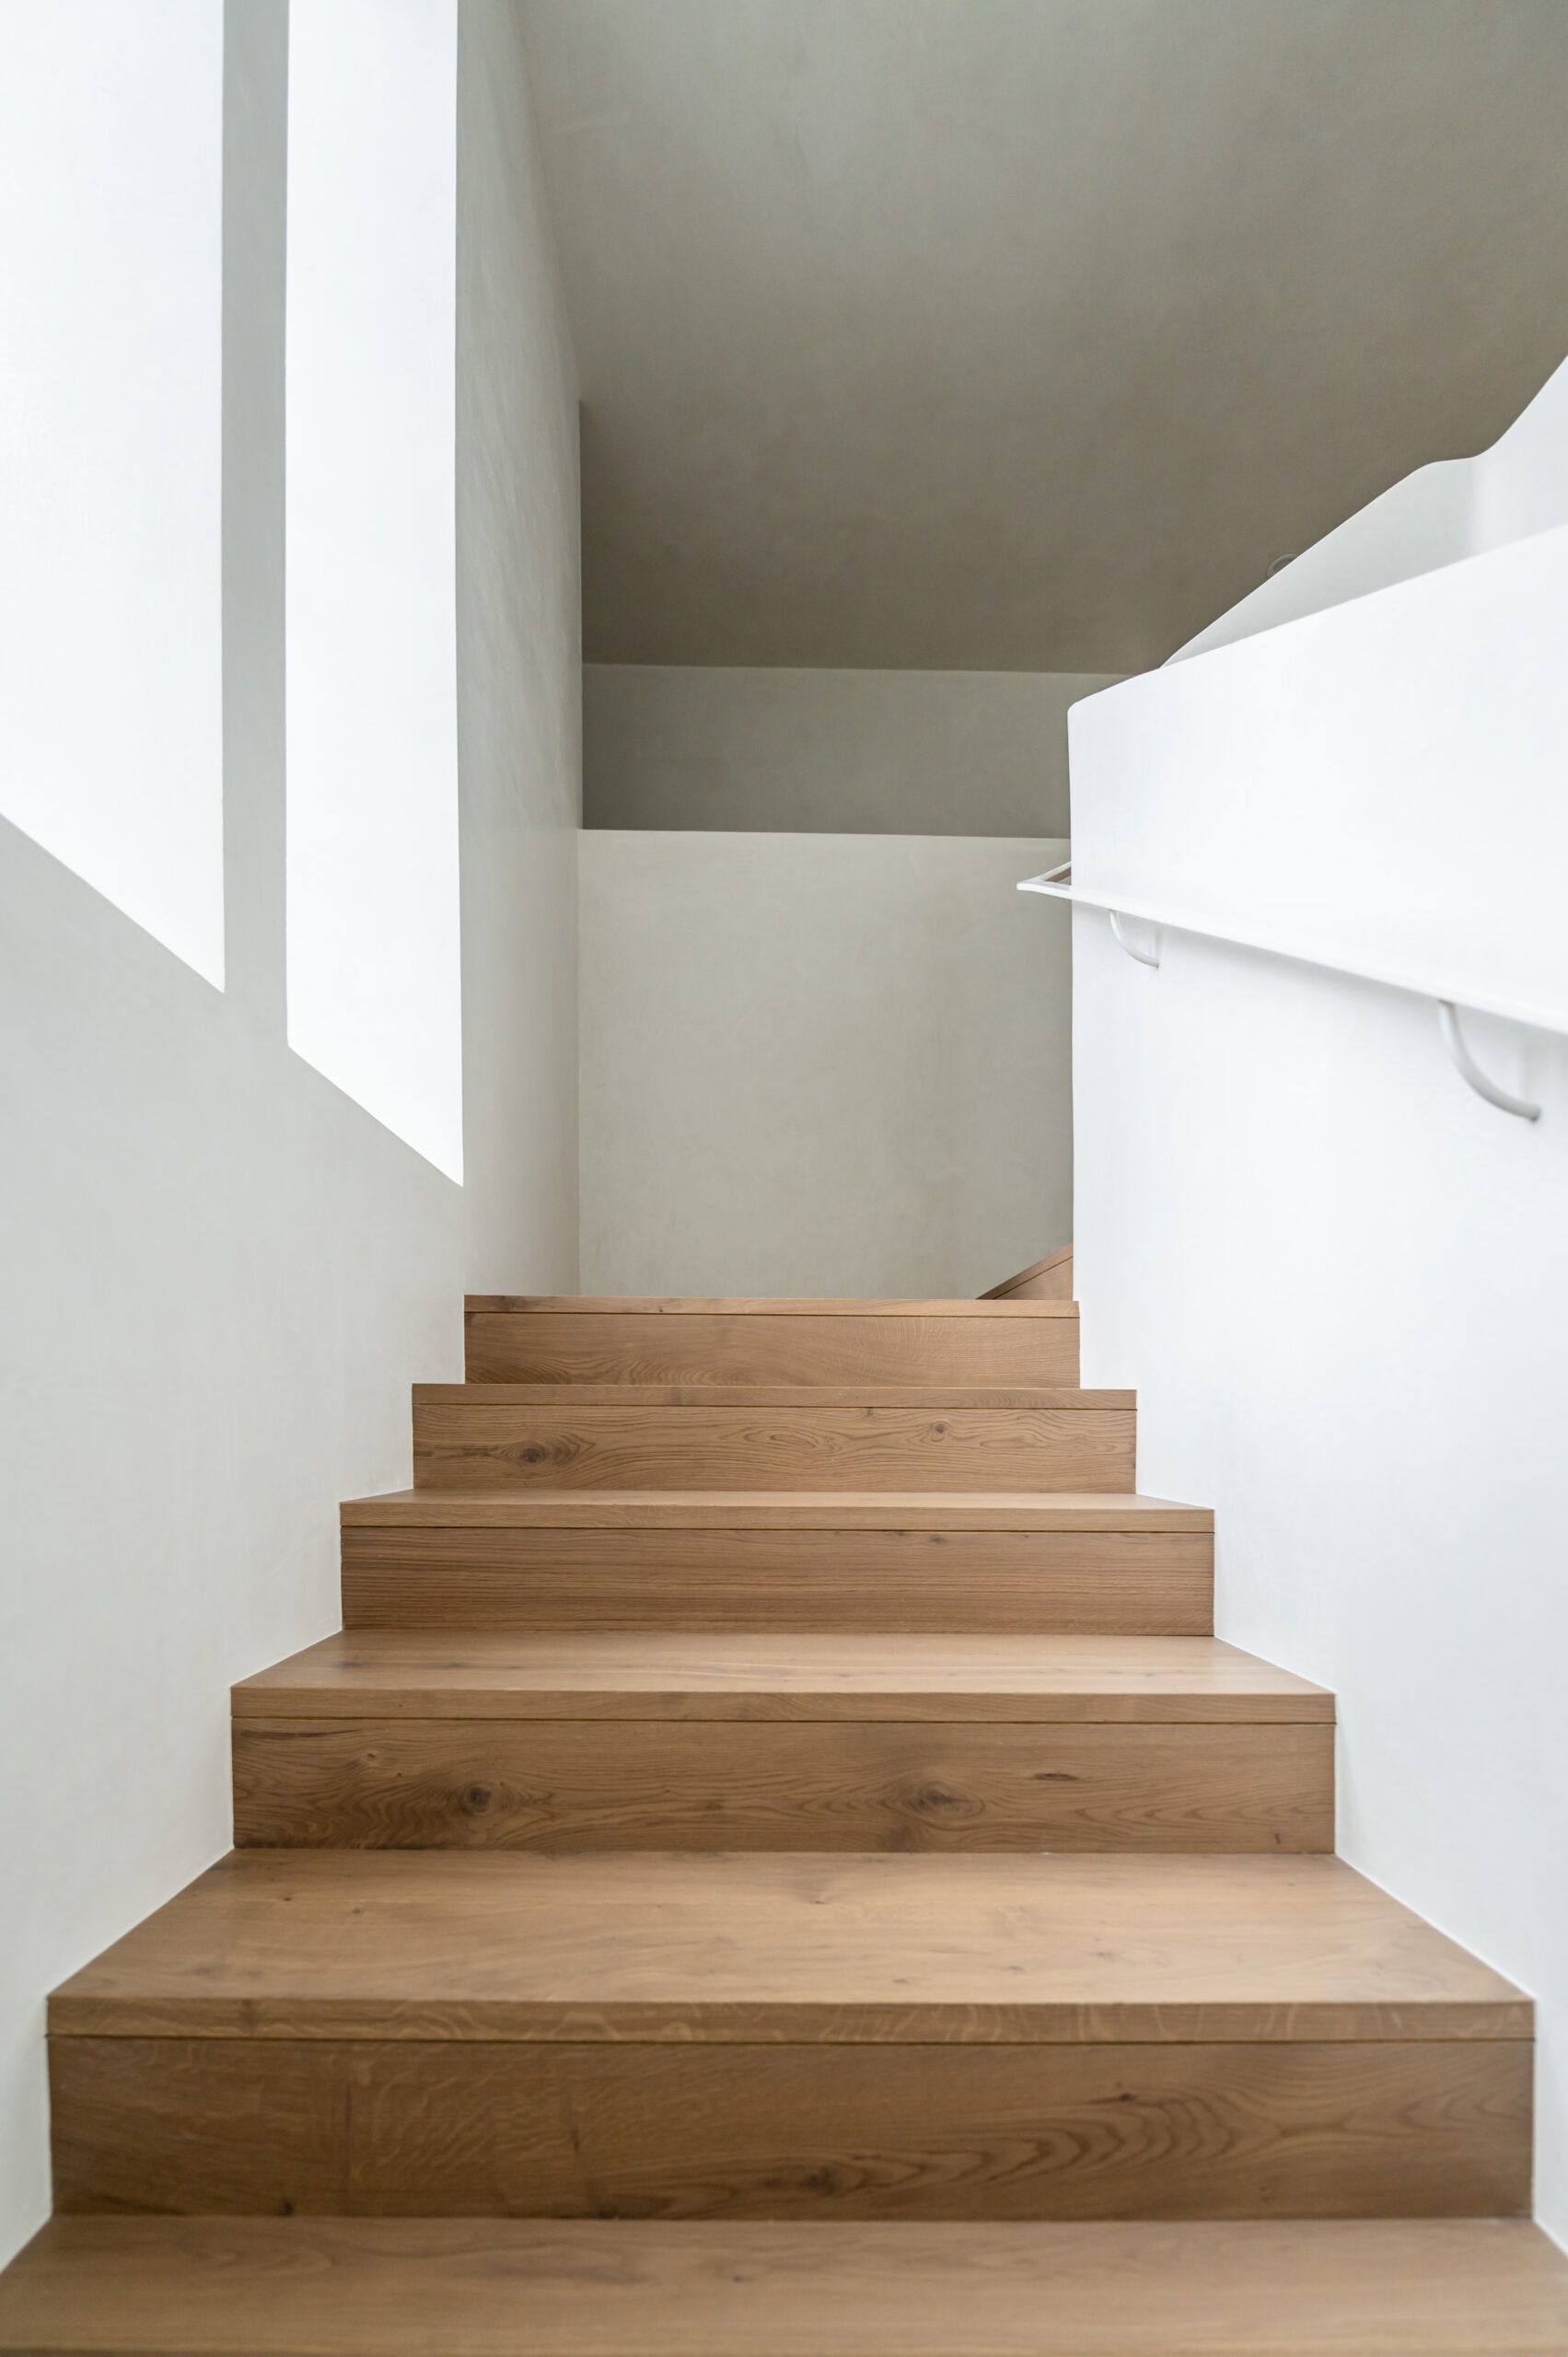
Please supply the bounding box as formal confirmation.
[580,833,1070,1300]
[585,666,1120,835]
[0,0,578,2265]
[285,0,465,1179]
[0,0,226,988]
[1070,431,1568,2238]
[1074,527,1568,1019]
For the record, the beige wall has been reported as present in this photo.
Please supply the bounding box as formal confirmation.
[585,664,1119,836]
[579,831,1071,1300]
[525,1,1568,672]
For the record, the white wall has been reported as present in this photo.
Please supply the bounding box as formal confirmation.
[0,0,225,985]
[1070,388,1568,2240]
[585,666,1120,835]
[580,832,1070,1300]
[0,0,579,2267]
[285,0,464,1179]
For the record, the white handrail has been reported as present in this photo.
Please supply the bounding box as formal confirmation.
[1020,861,1549,1121]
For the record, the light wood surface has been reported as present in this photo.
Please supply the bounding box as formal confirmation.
[234,1632,1329,1720]
[467,1309,1081,1387]
[420,1385,1123,1407]
[232,1631,1330,1852]
[341,1523,1215,1635]
[232,1717,1334,1853]
[465,1296,1080,1317]
[50,2037,1530,2222]
[343,1489,1211,1529]
[6,2217,1568,2355]
[50,1851,1527,2044]
[29,1281,1541,2263]
[411,1399,1137,1495]
[980,1245,1075,1302]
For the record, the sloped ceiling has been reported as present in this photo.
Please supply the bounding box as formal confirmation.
[519,0,1568,670]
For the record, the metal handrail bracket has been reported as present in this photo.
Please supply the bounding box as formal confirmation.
[1109,909,1160,969]
[1437,1002,1539,1120]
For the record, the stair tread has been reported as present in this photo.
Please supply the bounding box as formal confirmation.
[342,1489,1214,1528]
[418,1385,1128,1406]
[50,1850,1526,2044]
[467,1295,1078,1318]
[5,2219,1565,2356]
[234,1631,1330,1721]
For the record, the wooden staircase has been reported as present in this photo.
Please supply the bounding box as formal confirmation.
[3,1289,1564,2352]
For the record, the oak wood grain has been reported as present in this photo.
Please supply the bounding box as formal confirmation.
[410,1402,1137,1494]
[343,1489,1212,1529]
[231,1716,1334,1853]
[49,1852,1528,2046]
[6,2216,1568,2356]
[464,1297,1081,1317]
[467,1310,1081,1387]
[28,1262,1543,2267]
[421,1385,1121,1408]
[340,1524,1215,1635]
[235,1632,1327,1720]
[49,2036,1531,2222]
[980,1245,1074,1302]
[33,1260,1533,2266]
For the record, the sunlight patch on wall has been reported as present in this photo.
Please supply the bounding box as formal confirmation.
[285,0,463,1181]
[0,0,225,985]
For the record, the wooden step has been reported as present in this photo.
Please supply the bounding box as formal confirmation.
[468,1294,1081,1387]
[340,1491,1214,1633]
[6,2219,1568,2357]
[980,1243,1074,1302]
[236,1631,1329,1722]
[412,1387,1136,1493]
[50,1850,1530,2222]
[231,1632,1334,1853]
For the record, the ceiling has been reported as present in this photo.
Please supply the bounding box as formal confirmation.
[519,0,1568,672]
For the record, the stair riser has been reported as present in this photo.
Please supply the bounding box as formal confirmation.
[342,1527,1214,1633]
[412,1405,1136,1493]
[466,1311,1081,1387]
[52,2037,1530,2221]
[231,1720,1333,1852]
